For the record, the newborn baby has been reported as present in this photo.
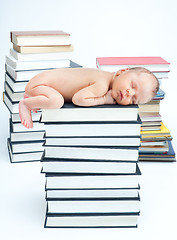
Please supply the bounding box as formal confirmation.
[19,67,159,128]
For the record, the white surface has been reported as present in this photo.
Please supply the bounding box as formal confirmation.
[0,0,177,239]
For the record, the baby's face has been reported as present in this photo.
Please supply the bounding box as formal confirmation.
[111,70,156,105]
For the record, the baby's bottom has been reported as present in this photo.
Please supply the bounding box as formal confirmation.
[19,85,64,128]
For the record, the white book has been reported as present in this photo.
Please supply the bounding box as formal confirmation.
[10,48,73,61]
[11,112,41,122]
[45,121,141,137]
[7,139,43,163]
[10,131,45,142]
[42,160,137,174]
[5,60,81,81]
[4,82,24,102]
[3,92,19,113]
[12,121,45,132]
[10,140,44,153]
[45,214,139,228]
[42,104,139,122]
[44,146,139,161]
[6,64,45,81]
[5,73,27,92]
[47,199,140,214]
[46,189,139,199]
[46,168,141,189]
[45,137,140,147]
[6,55,71,71]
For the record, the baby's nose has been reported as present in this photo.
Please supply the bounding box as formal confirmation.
[126,89,135,96]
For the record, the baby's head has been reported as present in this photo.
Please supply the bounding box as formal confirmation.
[111,67,159,105]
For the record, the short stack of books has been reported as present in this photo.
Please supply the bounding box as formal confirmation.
[41,103,141,228]
[96,56,176,162]
[3,30,81,163]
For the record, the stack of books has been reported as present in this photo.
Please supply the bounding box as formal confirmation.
[41,104,141,228]
[96,56,176,162]
[3,30,81,163]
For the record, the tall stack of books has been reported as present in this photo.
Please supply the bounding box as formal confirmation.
[3,30,81,163]
[41,104,141,228]
[96,56,176,162]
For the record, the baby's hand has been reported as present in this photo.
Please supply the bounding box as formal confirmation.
[104,90,116,104]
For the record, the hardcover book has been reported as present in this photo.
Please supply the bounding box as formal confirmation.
[41,103,139,122]
[96,56,170,72]
[11,30,71,46]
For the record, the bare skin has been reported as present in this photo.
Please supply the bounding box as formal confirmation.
[19,68,157,128]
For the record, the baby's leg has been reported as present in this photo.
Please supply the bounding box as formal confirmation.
[19,86,64,128]
[24,93,39,113]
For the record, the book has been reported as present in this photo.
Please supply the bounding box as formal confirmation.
[41,103,139,122]
[10,48,73,61]
[139,113,162,122]
[10,130,45,142]
[44,146,139,161]
[11,112,41,122]
[152,72,169,79]
[139,141,169,153]
[140,122,170,138]
[6,64,44,81]
[13,44,74,54]
[9,138,44,153]
[11,120,45,132]
[45,213,139,228]
[44,119,141,137]
[139,141,176,161]
[138,102,160,113]
[5,61,82,81]
[140,141,166,146]
[141,121,161,127]
[7,139,44,163]
[153,88,165,100]
[6,55,71,71]
[41,159,138,174]
[5,73,27,92]
[3,91,19,113]
[45,136,140,147]
[46,188,140,200]
[11,30,71,46]
[96,57,170,72]
[45,166,141,190]
[4,82,24,102]
[47,197,140,214]
[141,126,161,131]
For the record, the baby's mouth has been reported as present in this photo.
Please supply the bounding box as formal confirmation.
[119,91,124,101]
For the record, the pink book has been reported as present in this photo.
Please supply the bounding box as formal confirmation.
[96,57,170,65]
[96,57,170,72]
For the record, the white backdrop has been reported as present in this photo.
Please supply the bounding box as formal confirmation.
[0,0,177,239]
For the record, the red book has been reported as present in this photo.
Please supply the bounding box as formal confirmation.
[96,56,170,72]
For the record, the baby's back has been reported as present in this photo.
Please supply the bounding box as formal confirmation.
[28,68,112,101]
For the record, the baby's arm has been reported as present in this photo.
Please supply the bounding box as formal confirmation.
[72,82,116,106]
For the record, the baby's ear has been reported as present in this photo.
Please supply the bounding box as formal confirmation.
[115,68,129,77]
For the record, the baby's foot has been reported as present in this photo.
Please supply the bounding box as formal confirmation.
[19,100,33,128]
